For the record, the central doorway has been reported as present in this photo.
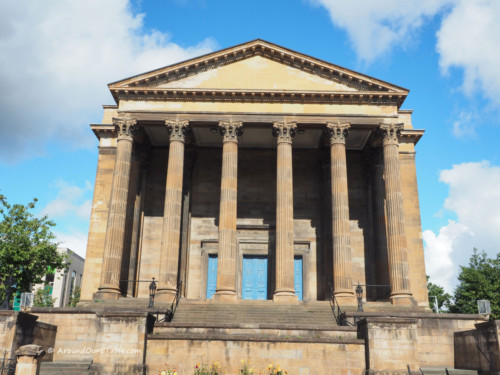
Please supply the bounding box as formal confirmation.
[242,255,268,300]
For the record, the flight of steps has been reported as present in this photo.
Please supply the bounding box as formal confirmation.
[170,299,338,326]
[151,299,361,344]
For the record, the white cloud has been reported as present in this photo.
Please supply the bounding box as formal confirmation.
[437,0,500,106]
[41,179,94,257]
[424,161,500,292]
[451,111,478,139]
[41,180,93,220]
[308,0,451,62]
[54,229,88,258]
[0,0,215,162]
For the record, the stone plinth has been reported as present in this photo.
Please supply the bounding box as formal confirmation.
[15,345,45,375]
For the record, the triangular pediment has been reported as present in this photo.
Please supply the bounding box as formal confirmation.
[155,55,358,92]
[109,40,408,107]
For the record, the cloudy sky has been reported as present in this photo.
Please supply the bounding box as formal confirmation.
[1,0,499,293]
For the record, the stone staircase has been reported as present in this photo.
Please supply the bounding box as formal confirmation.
[151,299,361,344]
[170,299,338,326]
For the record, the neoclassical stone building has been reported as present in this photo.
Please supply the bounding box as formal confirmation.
[80,39,428,308]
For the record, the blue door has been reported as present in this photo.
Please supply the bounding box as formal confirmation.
[294,256,303,301]
[242,256,268,300]
[206,254,217,299]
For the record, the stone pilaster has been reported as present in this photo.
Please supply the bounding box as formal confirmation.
[97,117,137,299]
[214,121,243,302]
[326,122,356,305]
[272,121,298,303]
[156,120,190,303]
[379,123,413,305]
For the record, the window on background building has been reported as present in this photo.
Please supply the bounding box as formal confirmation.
[68,270,76,300]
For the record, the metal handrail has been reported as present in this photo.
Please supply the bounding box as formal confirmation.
[328,282,353,326]
[158,281,183,323]
[0,350,16,375]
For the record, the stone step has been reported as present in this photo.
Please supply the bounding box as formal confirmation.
[39,361,95,375]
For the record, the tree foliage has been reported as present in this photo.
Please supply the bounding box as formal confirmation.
[426,275,452,312]
[68,285,81,307]
[449,248,500,319]
[33,286,56,307]
[0,194,66,308]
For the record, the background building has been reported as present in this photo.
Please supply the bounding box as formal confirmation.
[31,248,84,308]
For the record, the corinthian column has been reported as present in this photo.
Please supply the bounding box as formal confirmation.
[379,123,413,305]
[97,117,137,299]
[156,120,190,303]
[326,122,356,305]
[273,121,298,303]
[214,121,243,302]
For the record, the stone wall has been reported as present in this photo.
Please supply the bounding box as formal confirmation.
[146,338,365,375]
[0,312,56,363]
[33,310,152,374]
[416,314,480,367]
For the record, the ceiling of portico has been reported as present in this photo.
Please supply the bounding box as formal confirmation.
[143,124,372,150]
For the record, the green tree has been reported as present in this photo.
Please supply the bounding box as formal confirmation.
[0,195,66,309]
[449,248,500,319]
[68,285,81,307]
[426,275,452,313]
[33,286,56,307]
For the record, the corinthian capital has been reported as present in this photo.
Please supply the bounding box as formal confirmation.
[326,121,350,145]
[113,117,138,141]
[379,123,404,146]
[219,121,243,143]
[165,120,190,142]
[272,121,297,144]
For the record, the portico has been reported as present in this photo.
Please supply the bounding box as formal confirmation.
[83,40,428,308]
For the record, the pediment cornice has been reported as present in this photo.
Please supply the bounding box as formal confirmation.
[108,39,409,107]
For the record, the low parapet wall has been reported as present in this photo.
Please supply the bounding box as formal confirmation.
[350,311,486,369]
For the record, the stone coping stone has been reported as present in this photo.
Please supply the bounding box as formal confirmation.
[446,369,478,375]
[149,332,364,344]
[347,311,488,321]
[420,368,447,375]
[156,322,356,331]
[31,308,156,317]
[358,317,418,324]
[474,320,500,329]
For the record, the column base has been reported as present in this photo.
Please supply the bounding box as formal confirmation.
[155,290,177,305]
[273,291,298,303]
[390,293,417,307]
[213,291,237,303]
[93,289,120,301]
[333,293,357,306]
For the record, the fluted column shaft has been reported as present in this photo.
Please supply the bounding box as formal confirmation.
[370,149,390,299]
[215,122,242,301]
[157,121,189,301]
[98,117,137,297]
[273,122,297,302]
[380,123,413,303]
[326,122,355,303]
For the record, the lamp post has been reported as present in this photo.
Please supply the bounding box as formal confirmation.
[355,283,364,312]
[148,278,157,308]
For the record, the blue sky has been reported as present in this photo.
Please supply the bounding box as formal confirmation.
[1,0,499,292]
